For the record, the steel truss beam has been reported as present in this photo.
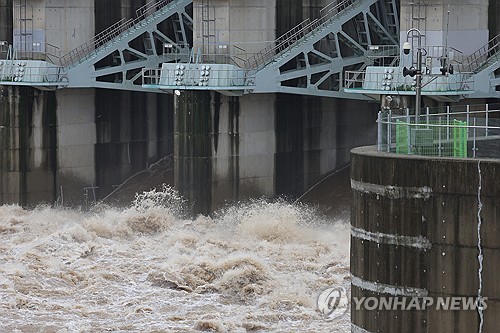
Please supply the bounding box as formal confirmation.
[251,0,400,99]
[66,0,193,91]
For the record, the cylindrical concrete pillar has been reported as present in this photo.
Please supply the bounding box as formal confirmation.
[174,90,213,215]
[351,146,500,333]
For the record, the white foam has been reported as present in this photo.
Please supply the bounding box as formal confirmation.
[0,194,350,331]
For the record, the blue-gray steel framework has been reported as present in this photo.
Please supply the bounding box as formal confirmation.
[1,0,500,99]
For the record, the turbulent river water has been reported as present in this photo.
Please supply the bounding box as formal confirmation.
[0,187,351,332]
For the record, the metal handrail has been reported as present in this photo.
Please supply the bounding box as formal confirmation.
[378,104,500,159]
[0,64,67,84]
[60,0,179,68]
[244,0,358,70]
[366,45,400,67]
[344,69,475,92]
[422,45,465,65]
[461,34,500,75]
[9,42,62,64]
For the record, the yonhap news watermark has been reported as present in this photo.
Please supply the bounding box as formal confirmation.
[350,296,488,311]
[317,286,487,321]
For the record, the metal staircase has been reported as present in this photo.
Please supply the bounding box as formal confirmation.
[375,0,399,45]
[63,0,193,91]
[0,0,193,91]
[462,35,500,75]
[248,0,399,98]
[2,0,400,99]
[142,0,400,99]
[342,34,500,102]
[462,35,500,98]
[354,14,370,49]
[3,0,500,101]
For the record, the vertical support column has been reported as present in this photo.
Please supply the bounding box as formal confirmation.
[146,92,158,163]
[0,0,13,43]
[377,111,383,151]
[0,87,31,205]
[0,0,13,204]
[0,87,57,206]
[56,89,96,205]
[174,90,213,215]
[174,92,278,214]
[210,93,241,206]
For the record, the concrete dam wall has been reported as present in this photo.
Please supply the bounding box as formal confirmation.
[0,0,176,206]
[0,0,378,211]
[174,0,378,214]
[350,146,500,332]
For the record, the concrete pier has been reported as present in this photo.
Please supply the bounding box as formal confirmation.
[174,90,378,214]
[351,146,500,333]
[173,0,379,213]
[0,0,174,206]
[0,87,57,205]
[174,91,278,214]
[174,91,213,214]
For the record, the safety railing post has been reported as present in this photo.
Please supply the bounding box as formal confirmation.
[473,117,477,158]
[438,116,442,157]
[466,105,470,137]
[406,108,411,154]
[446,105,450,141]
[485,103,489,138]
[377,111,382,151]
[387,109,392,153]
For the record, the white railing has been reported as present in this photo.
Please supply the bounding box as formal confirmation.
[345,68,474,93]
[461,34,500,74]
[60,0,181,68]
[244,0,358,70]
[366,45,401,67]
[378,104,500,159]
[10,42,61,64]
[188,44,254,67]
[422,46,465,65]
[0,62,67,84]
[142,68,162,86]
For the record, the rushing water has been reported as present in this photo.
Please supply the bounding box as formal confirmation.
[0,187,350,332]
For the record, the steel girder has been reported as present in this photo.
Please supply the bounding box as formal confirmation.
[65,0,193,91]
[250,0,400,99]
